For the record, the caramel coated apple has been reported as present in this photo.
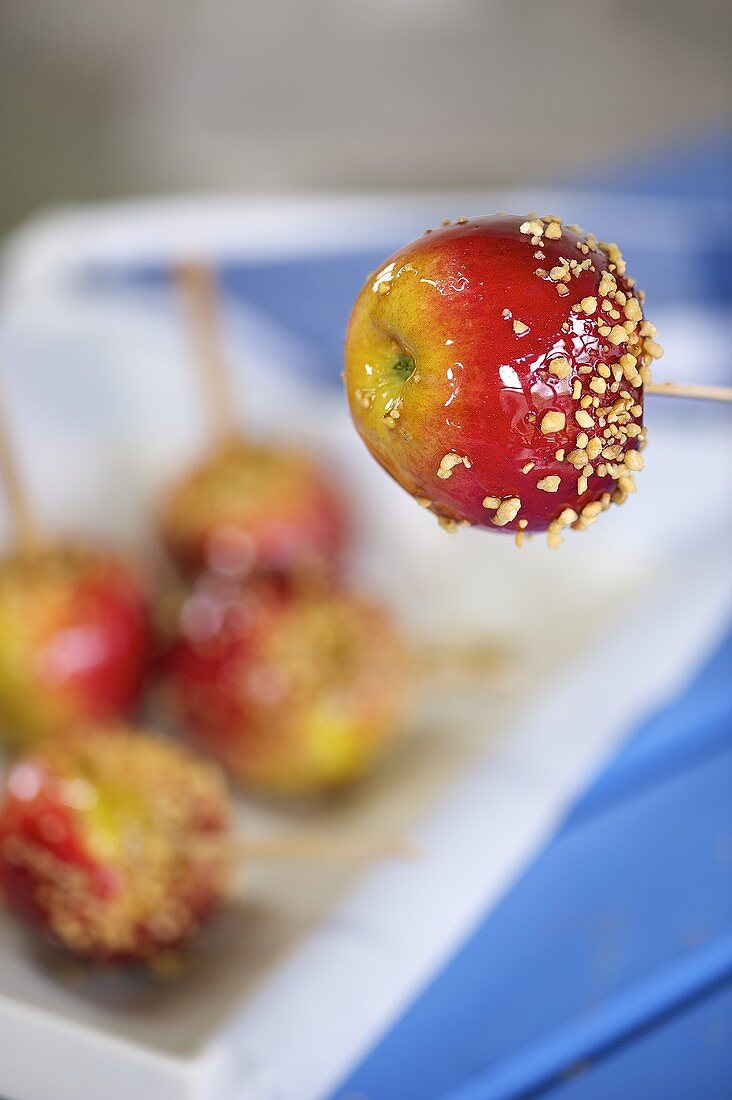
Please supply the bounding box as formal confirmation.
[0,725,230,961]
[163,576,411,796]
[159,440,347,579]
[345,214,661,546]
[0,545,150,751]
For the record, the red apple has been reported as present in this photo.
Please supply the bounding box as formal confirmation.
[344,214,662,547]
[162,575,411,795]
[158,438,347,579]
[0,545,150,751]
[0,725,230,962]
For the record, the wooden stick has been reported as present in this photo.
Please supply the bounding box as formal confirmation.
[173,262,239,444]
[0,379,41,556]
[202,834,419,863]
[646,381,732,404]
[415,638,515,686]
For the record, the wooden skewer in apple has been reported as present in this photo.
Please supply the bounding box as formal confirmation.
[344,213,731,549]
[0,374,150,752]
[159,262,348,581]
[644,381,732,403]
[0,383,41,557]
[0,725,415,965]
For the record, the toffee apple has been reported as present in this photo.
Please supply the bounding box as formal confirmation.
[159,439,347,580]
[0,725,230,961]
[345,214,663,546]
[162,575,411,796]
[0,545,150,751]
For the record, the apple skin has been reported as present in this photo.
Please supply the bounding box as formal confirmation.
[159,439,347,580]
[162,576,411,796]
[0,546,151,751]
[345,215,659,543]
[0,725,230,962]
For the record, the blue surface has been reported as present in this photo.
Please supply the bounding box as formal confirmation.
[328,626,732,1100]
[86,125,732,390]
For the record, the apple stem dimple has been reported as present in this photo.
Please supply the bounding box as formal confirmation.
[173,261,240,446]
[646,381,732,404]
[0,376,42,557]
[393,351,416,381]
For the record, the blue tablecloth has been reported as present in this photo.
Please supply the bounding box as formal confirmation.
[326,626,732,1099]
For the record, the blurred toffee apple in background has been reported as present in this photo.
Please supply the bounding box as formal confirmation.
[160,440,346,581]
[159,574,511,798]
[345,213,662,547]
[0,726,230,962]
[158,263,347,580]
[0,725,414,964]
[0,384,149,751]
[161,575,411,796]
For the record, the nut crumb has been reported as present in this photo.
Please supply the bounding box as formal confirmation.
[492,497,522,526]
[437,453,471,480]
[548,356,571,379]
[540,410,566,434]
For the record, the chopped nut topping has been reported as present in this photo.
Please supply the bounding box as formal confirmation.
[520,219,544,237]
[624,449,644,471]
[482,496,501,510]
[513,319,529,335]
[544,221,562,239]
[522,461,535,473]
[589,377,607,396]
[608,325,628,345]
[540,410,566,434]
[624,298,642,322]
[493,497,522,526]
[575,409,594,428]
[568,448,589,468]
[580,296,597,315]
[537,475,561,493]
[643,338,664,360]
[437,452,471,480]
[548,356,571,379]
